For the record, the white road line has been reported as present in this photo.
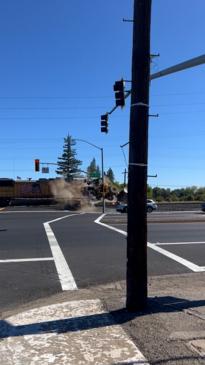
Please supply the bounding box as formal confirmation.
[0,258,54,263]
[147,243,205,272]
[152,210,202,214]
[155,241,205,245]
[0,211,71,213]
[94,214,127,236]
[95,214,205,273]
[46,212,84,224]
[44,214,79,291]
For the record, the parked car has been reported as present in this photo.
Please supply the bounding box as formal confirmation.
[116,199,158,213]
[201,202,205,212]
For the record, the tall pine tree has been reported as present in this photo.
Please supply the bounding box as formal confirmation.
[87,158,101,179]
[56,134,82,181]
[106,167,115,182]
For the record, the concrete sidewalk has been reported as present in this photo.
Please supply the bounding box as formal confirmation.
[0,298,148,365]
[1,272,205,364]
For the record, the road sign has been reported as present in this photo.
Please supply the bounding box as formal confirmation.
[42,167,49,173]
[90,172,100,178]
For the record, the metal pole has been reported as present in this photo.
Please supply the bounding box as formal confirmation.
[75,138,105,214]
[101,148,105,214]
[126,0,152,311]
[123,168,127,187]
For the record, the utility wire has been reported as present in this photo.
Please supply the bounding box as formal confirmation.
[0,106,107,110]
[1,101,205,110]
[0,110,205,119]
[0,90,204,98]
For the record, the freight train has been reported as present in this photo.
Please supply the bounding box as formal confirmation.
[0,177,118,208]
[0,178,53,206]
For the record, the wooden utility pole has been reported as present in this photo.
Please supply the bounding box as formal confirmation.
[126,0,152,311]
[123,168,127,187]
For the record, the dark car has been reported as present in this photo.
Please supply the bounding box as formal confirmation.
[116,202,128,213]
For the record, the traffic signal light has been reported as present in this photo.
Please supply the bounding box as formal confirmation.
[34,159,40,172]
[113,79,125,108]
[101,114,108,133]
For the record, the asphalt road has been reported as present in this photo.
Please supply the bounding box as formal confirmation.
[0,207,205,312]
[0,207,67,311]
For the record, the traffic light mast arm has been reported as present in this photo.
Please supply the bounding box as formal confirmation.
[101,54,205,134]
[108,91,131,116]
[106,53,205,116]
[151,54,205,80]
[40,162,58,165]
[109,54,205,115]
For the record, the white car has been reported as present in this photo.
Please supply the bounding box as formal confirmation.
[116,199,158,213]
[147,199,158,213]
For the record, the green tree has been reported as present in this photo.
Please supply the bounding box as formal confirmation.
[152,187,163,201]
[147,184,153,199]
[194,187,205,201]
[56,134,82,181]
[87,158,101,179]
[96,165,101,177]
[106,167,115,182]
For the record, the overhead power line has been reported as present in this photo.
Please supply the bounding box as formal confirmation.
[0,96,113,100]
[1,101,205,110]
[0,89,204,100]
[0,106,107,110]
[0,110,205,120]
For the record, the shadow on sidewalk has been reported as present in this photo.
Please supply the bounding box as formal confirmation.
[112,355,203,364]
[0,295,205,339]
[149,356,203,364]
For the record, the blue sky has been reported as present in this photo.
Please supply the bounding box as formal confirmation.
[0,0,205,188]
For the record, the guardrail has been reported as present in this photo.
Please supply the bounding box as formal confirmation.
[156,202,202,211]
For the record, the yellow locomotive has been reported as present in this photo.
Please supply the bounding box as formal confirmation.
[0,178,52,206]
[0,177,117,208]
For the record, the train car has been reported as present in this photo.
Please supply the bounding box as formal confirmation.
[0,178,15,206]
[14,179,51,198]
[0,177,118,208]
[0,178,53,206]
[0,178,82,208]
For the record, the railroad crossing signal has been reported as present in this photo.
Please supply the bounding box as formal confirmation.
[34,159,40,172]
[101,114,108,133]
[113,79,125,108]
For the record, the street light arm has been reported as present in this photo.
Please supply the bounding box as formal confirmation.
[75,138,102,151]
[75,137,105,213]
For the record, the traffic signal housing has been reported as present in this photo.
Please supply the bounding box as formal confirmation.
[113,79,125,108]
[34,159,40,172]
[101,114,108,133]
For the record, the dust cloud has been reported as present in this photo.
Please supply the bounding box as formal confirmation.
[49,179,97,211]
